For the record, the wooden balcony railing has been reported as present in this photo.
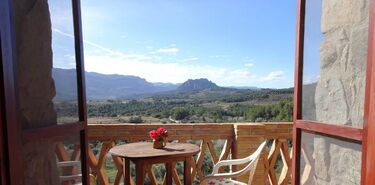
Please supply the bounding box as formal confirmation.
[56,122,293,185]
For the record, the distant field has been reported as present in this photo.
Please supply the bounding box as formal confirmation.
[88,116,161,124]
[56,87,293,124]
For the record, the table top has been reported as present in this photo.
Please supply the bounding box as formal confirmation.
[109,142,200,159]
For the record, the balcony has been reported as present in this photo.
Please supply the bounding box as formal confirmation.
[55,122,293,185]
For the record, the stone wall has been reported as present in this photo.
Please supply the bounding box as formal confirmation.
[311,0,369,184]
[13,0,60,184]
[317,0,369,128]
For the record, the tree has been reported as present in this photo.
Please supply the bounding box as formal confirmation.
[129,116,143,123]
[173,108,190,120]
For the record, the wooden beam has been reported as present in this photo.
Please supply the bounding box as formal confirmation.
[295,120,362,142]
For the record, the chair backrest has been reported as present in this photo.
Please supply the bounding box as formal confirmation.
[247,141,266,184]
[57,161,97,185]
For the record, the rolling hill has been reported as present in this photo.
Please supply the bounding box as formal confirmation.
[52,68,178,100]
[52,68,282,101]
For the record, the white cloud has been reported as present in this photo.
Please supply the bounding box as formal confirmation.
[52,28,74,38]
[146,46,154,50]
[303,74,320,84]
[84,52,282,86]
[222,69,257,85]
[244,57,255,62]
[261,71,285,82]
[84,51,262,86]
[54,57,76,69]
[178,57,199,62]
[244,63,254,68]
[153,47,180,54]
[52,28,287,86]
[53,28,151,60]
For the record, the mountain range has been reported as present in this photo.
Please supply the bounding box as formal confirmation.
[52,68,224,100]
[177,78,218,91]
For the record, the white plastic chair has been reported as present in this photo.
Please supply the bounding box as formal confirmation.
[200,141,266,185]
[57,161,96,185]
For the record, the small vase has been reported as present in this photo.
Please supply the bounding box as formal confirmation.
[153,139,166,149]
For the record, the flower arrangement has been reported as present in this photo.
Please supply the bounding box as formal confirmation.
[149,127,169,149]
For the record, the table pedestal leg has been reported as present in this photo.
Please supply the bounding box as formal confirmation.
[124,159,131,185]
[136,161,144,185]
[166,162,173,185]
[184,157,192,185]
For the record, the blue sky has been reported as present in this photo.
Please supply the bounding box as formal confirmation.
[51,0,297,88]
[303,0,323,84]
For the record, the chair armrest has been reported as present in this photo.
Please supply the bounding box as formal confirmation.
[212,141,266,174]
[201,157,258,185]
[57,161,81,168]
[201,163,254,185]
[201,141,267,185]
[212,154,256,173]
[204,172,244,180]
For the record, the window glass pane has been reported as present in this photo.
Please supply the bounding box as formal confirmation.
[15,0,79,129]
[20,134,83,185]
[55,135,83,185]
[301,0,370,128]
[50,0,80,124]
[300,131,361,185]
[50,0,76,69]
[11,0,85,184]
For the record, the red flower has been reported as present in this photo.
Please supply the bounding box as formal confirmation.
[149,130,158,140]
[158,128,169,138]
[156,127,164,132]
[149,127,169,140]
[162,130,169,138]
[156,127,165,134]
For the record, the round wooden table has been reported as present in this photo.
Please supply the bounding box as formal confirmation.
[109,142,200,185]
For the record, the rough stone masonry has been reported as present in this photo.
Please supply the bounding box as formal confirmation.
[13,0,60,184]
[312,0,369,184]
